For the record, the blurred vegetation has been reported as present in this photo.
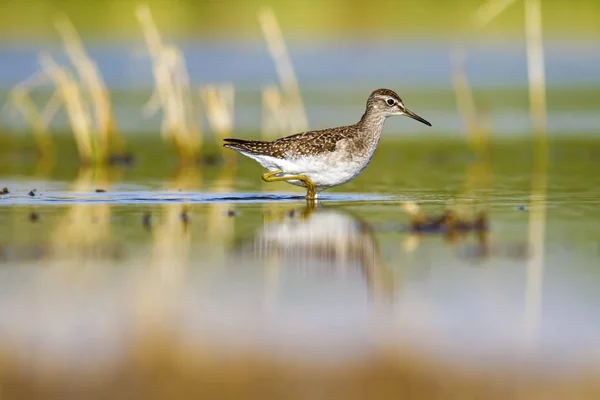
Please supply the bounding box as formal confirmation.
[4,86,600,113]
[0,0,599,40]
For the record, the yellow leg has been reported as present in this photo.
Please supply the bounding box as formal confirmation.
[262,170,317,200]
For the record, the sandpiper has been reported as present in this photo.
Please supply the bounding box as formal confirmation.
[223,88,431,200]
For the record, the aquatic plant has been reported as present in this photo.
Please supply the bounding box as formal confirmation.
[136,4,202,165]
[258,8,307,139]
[54,16,128,162]
[5,16,128,165]
[200,84,236,163]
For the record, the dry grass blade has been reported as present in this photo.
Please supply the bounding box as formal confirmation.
[172,47,200,147]
[261,84,287,139]
[8,89,55,156]
[524,0,547,137]
[135,4,164,59]
[473,0,519,27]
[39,90,62,128]
[258,7,307,135]
[54,15,122,157]
[524,0,547,348]
[136,4,202,163]
[39,53,95,163]
[201,84,235,137]
[5,71,56,157]
[4,17,123,165]
[450,49,493,210]
[201,83,235,162]
[450,49,492,154]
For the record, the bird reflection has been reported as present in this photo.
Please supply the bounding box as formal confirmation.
[241,204,394,301]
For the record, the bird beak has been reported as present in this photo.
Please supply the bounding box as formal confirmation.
[402,108,432,127]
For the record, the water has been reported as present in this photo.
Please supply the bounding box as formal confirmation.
[0,137,599,391]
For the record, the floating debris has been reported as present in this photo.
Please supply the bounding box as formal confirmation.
[28,212,40,222]
[402,201,488,234]
[28,189,36,197]
[200,153,223,167]
[0,187,8,195]
[95,189,106,193]
[227,209,239,217]
[107,153,135,167]
[142,212,152,231]
[516,205,528,211]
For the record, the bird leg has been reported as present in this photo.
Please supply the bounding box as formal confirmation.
[262,170,317,200]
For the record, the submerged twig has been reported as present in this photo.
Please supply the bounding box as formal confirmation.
[401,201,488,235]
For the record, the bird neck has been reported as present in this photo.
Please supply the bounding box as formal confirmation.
[357,108,387,137]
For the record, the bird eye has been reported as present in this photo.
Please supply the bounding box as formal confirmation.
[386,98,395,106]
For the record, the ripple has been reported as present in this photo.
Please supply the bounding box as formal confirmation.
[0,191,395,205]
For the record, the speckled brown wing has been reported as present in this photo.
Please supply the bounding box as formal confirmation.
[223,125,358,159]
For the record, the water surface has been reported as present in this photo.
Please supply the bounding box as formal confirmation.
[0,137,599,387]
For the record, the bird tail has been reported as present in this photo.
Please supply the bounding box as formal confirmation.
[223,138,269,154]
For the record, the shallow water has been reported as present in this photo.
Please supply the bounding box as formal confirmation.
[0,136,599,385]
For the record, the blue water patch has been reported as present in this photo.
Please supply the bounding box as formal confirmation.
[0,191,394,205]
